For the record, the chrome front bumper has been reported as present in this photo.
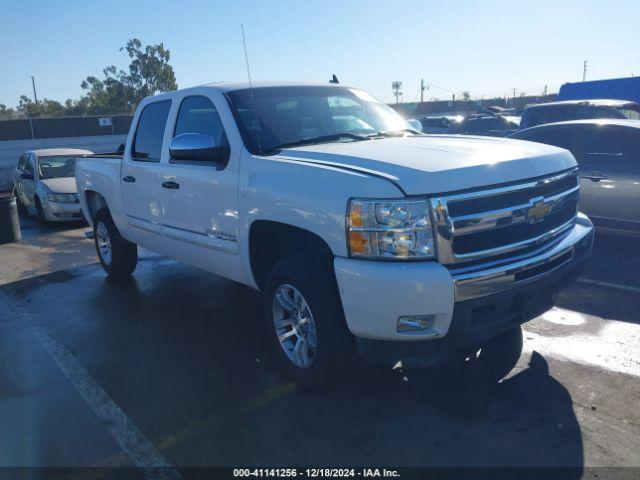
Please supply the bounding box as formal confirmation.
[451,213,593,301]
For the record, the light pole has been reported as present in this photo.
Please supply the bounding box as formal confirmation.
[583,60,588,82]
[392,81,403,104]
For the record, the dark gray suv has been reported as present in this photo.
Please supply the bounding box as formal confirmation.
[510,119,640,235]
[519,99,640,130]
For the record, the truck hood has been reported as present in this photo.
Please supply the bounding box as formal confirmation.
[276,135,576,195]
[40,177,77,194]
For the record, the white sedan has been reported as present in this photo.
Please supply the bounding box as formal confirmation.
[13,148,93,222]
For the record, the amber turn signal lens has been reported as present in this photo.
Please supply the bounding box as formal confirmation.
[349,231,368,255]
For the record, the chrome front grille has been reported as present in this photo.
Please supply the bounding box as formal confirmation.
[430,169,579,266]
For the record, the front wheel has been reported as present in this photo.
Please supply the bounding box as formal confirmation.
[35,197,48,224]
[93,209,138,279]
[263,254,357,390]
[15,194,28,217]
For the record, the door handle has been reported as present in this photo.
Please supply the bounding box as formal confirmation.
[122,176,136,183]
[162,181,180,190]
[580,172,607,182]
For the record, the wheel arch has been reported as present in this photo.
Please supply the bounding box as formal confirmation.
[84,190,109,222]
[248,220,335,291]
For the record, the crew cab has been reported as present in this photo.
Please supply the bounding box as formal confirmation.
[76,82,594,387]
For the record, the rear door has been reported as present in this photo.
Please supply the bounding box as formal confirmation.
[160,92,241,280]
[121,100,172,249]
[575,125,640,231]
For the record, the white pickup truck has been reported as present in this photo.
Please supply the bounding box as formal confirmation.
[76,82,594,387]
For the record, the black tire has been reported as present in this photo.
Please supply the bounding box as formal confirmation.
[448,326,524,383]
[34,197,48,224]
[263,254,357,390]
[93,208,138,279]
[15,195,28,217]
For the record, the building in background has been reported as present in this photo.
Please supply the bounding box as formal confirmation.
[559,77,640,104]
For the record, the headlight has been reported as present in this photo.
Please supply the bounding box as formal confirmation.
[47,193,77,203]
[347,199,435,259]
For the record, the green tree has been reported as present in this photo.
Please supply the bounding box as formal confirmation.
[1,38,177,119]
[80,38,177,114]
[0,104,16,120]
[17,95,66,117]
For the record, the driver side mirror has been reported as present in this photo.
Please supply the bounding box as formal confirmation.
[20,173,34,180]
[169,133,229,164]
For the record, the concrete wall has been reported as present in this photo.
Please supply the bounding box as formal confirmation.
[0,134,127,191]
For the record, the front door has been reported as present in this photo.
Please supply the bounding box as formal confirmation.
[18,154,37,210]
[576,125,640,231]
[160,94,242,281]
[120,100,172,250]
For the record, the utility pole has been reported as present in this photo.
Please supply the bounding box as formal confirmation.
[420,79,425,103]
[512,88,517,103]
[583,60,588,82]
[543,84,548,96]
[31,76,38,104]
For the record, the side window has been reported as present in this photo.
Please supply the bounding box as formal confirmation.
[534,128,574,149]
[173,95,230,165]
[24,155,34,174]
[17,154,27,171]
[530,107,565,127]
[581,127,637,167]
[575,106,625,120]
[132,100,172,162]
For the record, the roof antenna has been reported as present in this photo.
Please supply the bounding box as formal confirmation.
[330,74,339,84]
[241,24,253,90]
[240,24,263,153]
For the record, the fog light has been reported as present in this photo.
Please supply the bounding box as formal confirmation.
[397,315,435,333]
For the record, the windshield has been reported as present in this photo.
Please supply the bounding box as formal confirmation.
[226,86,412,154]
[37,156,77,179]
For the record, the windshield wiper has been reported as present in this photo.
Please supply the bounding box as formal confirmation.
[265,132,370,153]
[368,129,423,138]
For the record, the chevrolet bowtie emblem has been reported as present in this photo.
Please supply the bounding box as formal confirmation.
[527,198,550,221]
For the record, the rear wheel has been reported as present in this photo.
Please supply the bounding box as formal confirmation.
[263,254,357,390]
[93,209,138,279]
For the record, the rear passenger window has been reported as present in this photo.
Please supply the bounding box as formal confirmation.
[173,96,230,165]
[581,127,637,167]
[132,100,172,161]
[526,128,575,151]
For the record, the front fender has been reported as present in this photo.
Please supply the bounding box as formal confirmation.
[237,154,404,286]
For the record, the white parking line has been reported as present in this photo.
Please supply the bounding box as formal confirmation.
[578,277,640,294]
[31,326,181,480]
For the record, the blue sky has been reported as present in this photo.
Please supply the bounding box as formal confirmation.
[1,0,639,107]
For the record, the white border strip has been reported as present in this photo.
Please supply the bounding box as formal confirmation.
[32,326,181,480]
